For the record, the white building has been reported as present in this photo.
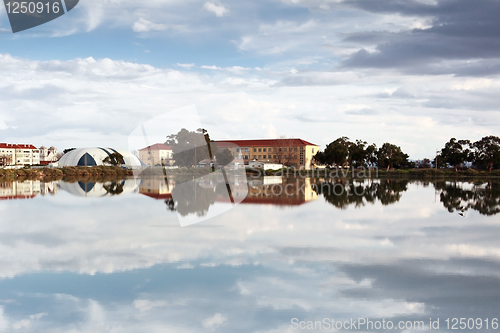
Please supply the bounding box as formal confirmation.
[0,144,40,166]
[39,146,58,162]
[139,144,174,166]
[56,148,142,168]
[248,160,283,170]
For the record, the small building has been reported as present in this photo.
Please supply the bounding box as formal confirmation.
[139,144,174,166]
[0,143,40,166]
[248,160,284,170]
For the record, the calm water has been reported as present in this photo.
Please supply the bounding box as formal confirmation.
[0,176,499,332]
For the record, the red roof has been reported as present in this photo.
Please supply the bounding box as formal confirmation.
[215,139,318,148]
[139,144,172,151]
[0,143,38,150]
[140,192,172,200]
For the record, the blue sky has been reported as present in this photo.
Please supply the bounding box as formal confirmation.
[0,0,499,158]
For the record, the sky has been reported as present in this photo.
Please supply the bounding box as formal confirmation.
[0,0,499,159]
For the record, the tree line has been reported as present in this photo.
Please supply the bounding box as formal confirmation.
[313,135,500,172]
[313,137,411,171]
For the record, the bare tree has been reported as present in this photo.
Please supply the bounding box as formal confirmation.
[275,135,296,166]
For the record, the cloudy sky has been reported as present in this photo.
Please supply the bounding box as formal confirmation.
[0,0,499,158]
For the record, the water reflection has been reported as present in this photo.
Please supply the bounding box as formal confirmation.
[2,178,500,217]
[313,179,409,208]
[435,180,500,216]
[0,177,499,331]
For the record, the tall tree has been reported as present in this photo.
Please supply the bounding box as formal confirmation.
[216,148,234,166]
[365,143,378,169]
[439,138,472,171]
[165,128,218,167]
[349,139,368,167]
[322,137,352,167]
[377,143,409,171]
[473,136,500,172]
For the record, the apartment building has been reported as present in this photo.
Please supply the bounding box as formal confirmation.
[215,138,320,169]
[0,144,40,166]
[139,144,174,166]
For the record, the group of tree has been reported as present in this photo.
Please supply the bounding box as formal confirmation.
[437,136,500,172]
[165,128,234,167]
[313,137,411,171]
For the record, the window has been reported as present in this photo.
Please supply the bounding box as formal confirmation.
[273,155,276,159]
[258,148,262,152]
[312,148,315,153]
[294,148,297,152]
[258,155,261,159]
[284,148,287,152]
[253,148,256,152]
[263,148,266,152]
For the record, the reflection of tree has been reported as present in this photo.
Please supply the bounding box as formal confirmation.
[164,181,217,217]
[103,181,124,195]
[313,179,408,209]
[434,181,500,216]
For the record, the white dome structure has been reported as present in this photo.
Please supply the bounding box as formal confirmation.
[57,148,142,168]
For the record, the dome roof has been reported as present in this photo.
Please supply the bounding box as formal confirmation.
[57,148,142,167]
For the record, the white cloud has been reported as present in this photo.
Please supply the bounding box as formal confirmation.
[203,2,229,17]
[134,299,168,312]
[177,63,196,68]
[132,18,168,32]
[202,313,228,330]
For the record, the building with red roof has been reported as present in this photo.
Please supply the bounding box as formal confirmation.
[0,143,40,166]
[215,138,320,169]
[139,143,174,166]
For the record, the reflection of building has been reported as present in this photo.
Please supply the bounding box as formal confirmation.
[0,181,41,200]
[0,143,40,166]
[139,144,174,166]
[39,146,58,164]
[243,178,318,206]
[139,178,173,200]
[56,148,142,167]
[215,139,319,169]
[59,179,139,197]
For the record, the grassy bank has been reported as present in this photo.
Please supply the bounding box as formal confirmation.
[249,168,500,179]
[0,166,133,181]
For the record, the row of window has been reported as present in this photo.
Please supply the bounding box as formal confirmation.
[235,147,315,154]
[254,154,298,160]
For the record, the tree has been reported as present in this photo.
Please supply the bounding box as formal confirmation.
[63,148,76,155]
[349,139,368,167]
[216,148,234,166]
[165,128,218,167]
[377,143,409,171]
[103,153,125,166]
[473,136,500,172]
[321,137,352,167]
[439,138,472,171]
[365,143,378,169]
[275,136,296,166]
[418,158,432,168]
